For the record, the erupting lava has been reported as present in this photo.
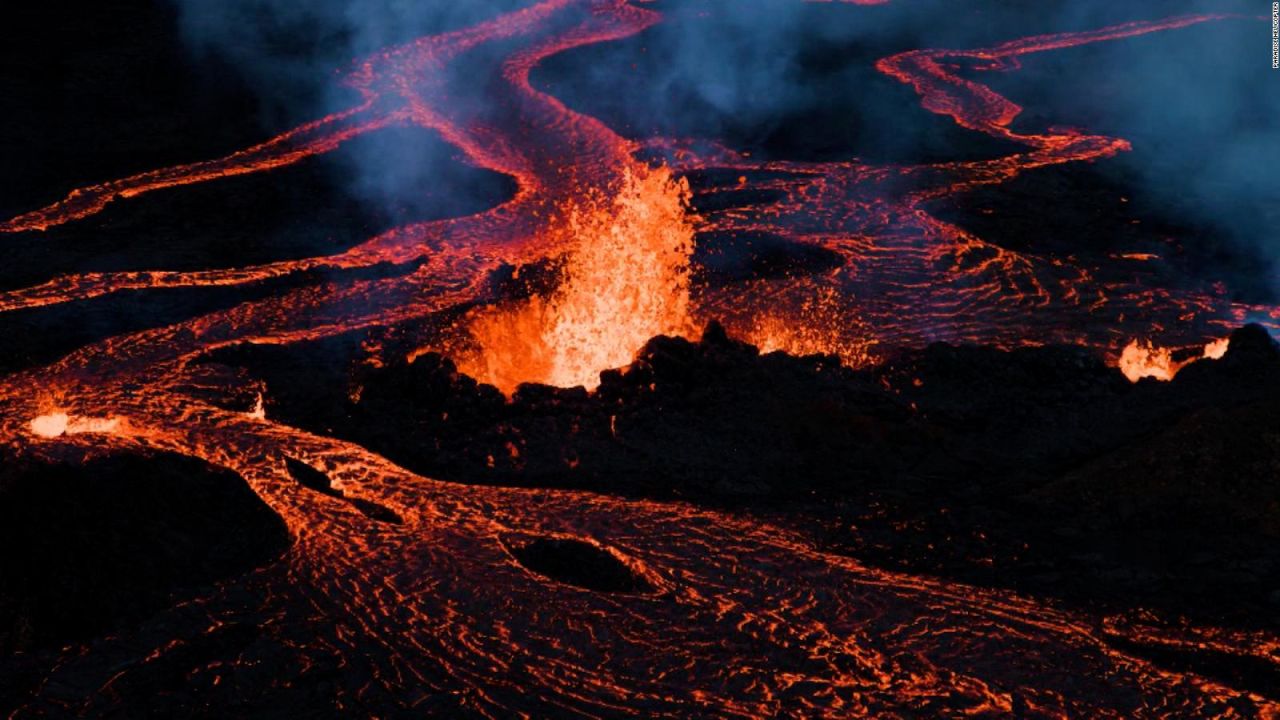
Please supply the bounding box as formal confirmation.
[2,1,1278,716]
[454,165,696,392]
[1118,336,1232,382]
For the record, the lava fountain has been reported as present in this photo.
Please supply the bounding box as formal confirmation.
[455,164,696,392]
[1118,336,1232,382]
[1,1,1278,717]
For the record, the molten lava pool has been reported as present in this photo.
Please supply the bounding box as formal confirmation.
[2,0,1279,717]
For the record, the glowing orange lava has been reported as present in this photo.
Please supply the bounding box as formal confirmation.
[0,2,1276,715]
[29,411,122,437]
[455,165,696,392]
[1118,337,1231,382]
[29,412,69,438]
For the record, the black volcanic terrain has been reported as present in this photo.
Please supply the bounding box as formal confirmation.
[0,452,289,710]
[3,0,1278,716]
[6,322,1278,713]
[206,321,1280,635]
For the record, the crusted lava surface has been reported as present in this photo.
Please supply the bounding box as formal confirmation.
[207,321,1280,634]
[4,1,1278,715]
[0,451,289,710]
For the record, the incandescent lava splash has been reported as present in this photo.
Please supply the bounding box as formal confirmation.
[1118,336,1232,382]
[452,165,696,392]
[2,1,1280,717]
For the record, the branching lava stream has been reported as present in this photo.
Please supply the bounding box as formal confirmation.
[2,1,1278,717]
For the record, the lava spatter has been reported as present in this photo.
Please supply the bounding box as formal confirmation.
[455,164,696,392]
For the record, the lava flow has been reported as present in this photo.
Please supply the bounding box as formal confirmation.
[2,1,1279,717]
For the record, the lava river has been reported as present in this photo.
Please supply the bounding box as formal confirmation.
[2,0,1279,717]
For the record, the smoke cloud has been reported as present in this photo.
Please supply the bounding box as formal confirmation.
[169,0,1278,298]
[170,0,528,222]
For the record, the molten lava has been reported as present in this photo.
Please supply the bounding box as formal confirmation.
[29,411,122,438]
[455,165,696,392]
[1118,337,1232,382]
[1,1,1278,716]
[29,412,69,438]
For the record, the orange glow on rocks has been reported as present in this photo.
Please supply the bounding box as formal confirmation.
[457,165,696,393]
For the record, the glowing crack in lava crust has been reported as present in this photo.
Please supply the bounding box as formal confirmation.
[3,1,1280,717]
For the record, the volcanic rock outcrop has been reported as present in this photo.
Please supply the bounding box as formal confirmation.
[207,322,1280,631]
